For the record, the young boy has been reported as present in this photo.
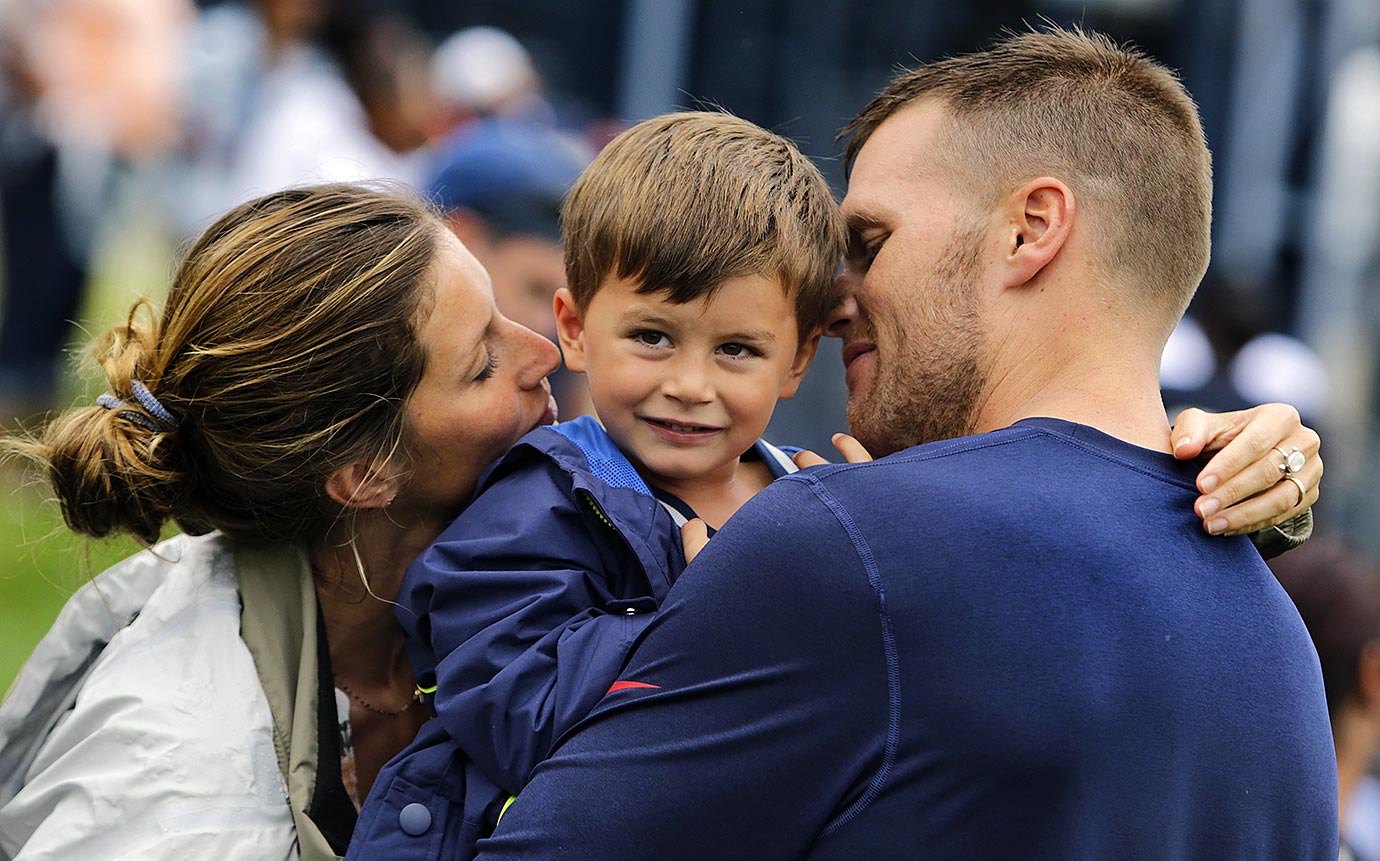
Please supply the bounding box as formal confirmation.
[350,111,846,859]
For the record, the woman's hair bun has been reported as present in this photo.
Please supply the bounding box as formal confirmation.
[13,300,186,545]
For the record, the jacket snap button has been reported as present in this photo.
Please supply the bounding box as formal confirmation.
[399,802,432,836]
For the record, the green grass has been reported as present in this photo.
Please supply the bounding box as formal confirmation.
[0,473,149,693]
[0,214,175,694]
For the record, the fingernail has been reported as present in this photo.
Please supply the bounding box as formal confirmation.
[1173,436,1191,455]
[1207,517,1228,535]
[1197,497,1220,519]
[1199,474,1219,493]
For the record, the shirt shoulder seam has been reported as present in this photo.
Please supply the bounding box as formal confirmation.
[798,474,901,837]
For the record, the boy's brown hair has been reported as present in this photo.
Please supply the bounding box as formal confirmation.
[842,26,1212,320]
[562,111,845,340]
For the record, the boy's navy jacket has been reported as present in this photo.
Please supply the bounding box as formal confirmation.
[347,416,796,860]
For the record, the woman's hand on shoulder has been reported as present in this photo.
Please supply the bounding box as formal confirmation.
[1171,403,1321,536]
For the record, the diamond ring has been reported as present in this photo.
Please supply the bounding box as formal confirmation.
[1275,445,1306,476]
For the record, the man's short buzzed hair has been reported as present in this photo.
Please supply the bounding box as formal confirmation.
[842,26,1213,319]
[561,111,846,340]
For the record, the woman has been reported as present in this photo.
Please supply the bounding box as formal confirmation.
[0,184,558,860]
[0,183,1317,860]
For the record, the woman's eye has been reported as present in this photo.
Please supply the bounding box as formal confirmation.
[633,331,671,348]
[474,351,498,381]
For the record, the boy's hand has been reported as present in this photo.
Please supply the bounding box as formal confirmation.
[682,518,710,564]
[792,433,875,469]
[1171,404,1321,536]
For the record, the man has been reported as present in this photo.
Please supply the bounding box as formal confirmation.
[475,28,1335,859]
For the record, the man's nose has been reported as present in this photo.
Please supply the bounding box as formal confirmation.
[824,275,859,339]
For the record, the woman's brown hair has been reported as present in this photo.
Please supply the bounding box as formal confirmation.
[6,184,443,545]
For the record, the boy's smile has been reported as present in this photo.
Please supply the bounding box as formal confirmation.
[554,272,817,499]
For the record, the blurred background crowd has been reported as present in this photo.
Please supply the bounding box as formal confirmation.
[1,0,1379,854]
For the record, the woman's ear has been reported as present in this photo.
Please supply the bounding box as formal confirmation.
[325,460,399,510]
[553,287,588,374]
[1002,177,1075,289]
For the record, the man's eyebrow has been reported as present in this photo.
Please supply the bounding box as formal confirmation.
[844,210,887,235]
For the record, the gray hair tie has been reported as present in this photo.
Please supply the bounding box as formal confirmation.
[98,380,179,432]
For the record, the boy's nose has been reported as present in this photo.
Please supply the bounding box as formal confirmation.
[661,356,714,404]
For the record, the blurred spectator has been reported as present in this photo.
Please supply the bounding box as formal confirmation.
[1162,271,1329,426]
[168,0,426,236]
[428,26,549,136]
[0,0,188,417]
[326,12,435,158]
[426,117,592,417]
[1270,535,1380,861]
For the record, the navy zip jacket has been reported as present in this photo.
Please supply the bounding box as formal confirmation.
[478,419,1337,860]
[349,416,796,860]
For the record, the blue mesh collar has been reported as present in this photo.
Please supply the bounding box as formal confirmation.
[550,416,653,496]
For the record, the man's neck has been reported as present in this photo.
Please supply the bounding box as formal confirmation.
[973,336,1171,452]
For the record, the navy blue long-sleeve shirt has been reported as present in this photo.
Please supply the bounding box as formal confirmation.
[479,418,1337,860]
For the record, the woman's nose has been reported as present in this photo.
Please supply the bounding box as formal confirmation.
[514,321,562,387]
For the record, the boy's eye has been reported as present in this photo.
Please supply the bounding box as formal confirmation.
[632,330,671,348]
[474,350,499,382]
[718,343,760,359]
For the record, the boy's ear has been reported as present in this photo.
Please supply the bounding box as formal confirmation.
[778,329,822,400]
[552,287,588,374]
[325,460,399,510]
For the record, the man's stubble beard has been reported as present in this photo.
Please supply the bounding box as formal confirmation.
[846,229,989,458]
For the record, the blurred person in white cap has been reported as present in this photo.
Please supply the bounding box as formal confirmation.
[428,26,549,136]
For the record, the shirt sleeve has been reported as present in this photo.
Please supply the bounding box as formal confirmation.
[474,476,894,860]
[404,451,658,795]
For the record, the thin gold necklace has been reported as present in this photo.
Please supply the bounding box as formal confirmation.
[333,674,422,716]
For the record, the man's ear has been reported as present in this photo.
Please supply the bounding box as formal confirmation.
[1002,177,1075,289]
[553,287,588,374]
[325,460,399,510]
[778,329,822,400]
